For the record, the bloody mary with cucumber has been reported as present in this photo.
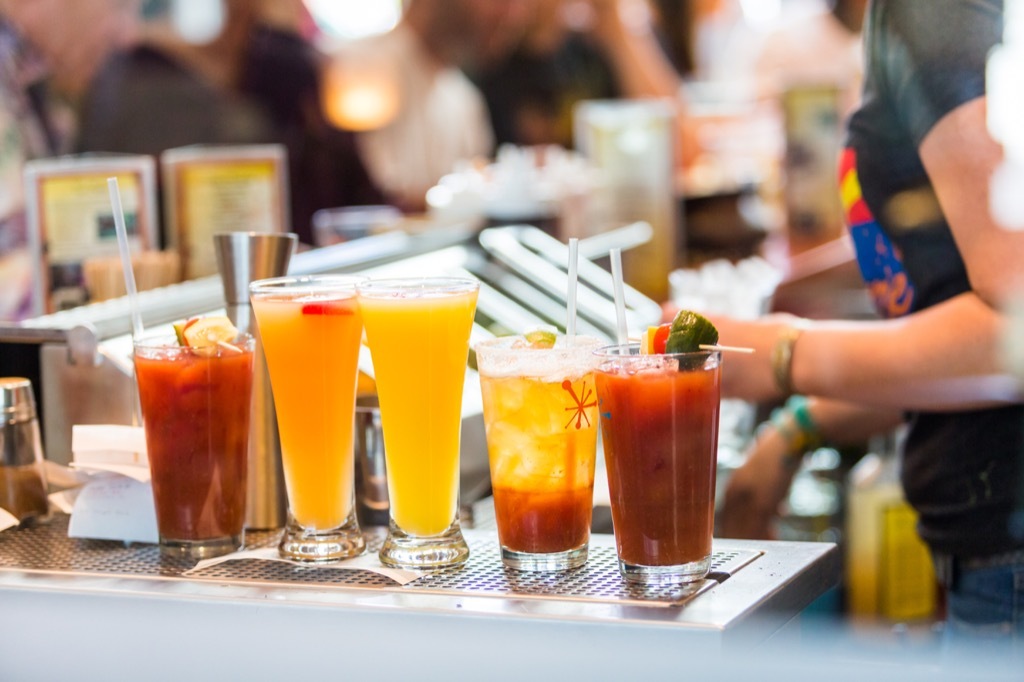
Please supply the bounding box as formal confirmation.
[595,344,721,585]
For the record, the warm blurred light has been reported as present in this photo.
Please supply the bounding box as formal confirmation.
[303,0,401,39]
[739,0,781,27]
[322,58,400,131]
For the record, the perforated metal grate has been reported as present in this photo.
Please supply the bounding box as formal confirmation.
[0,515,760,607]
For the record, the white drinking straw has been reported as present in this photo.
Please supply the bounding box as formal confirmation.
[108,177,145,342]
[610,248,628,346]
[566,237,579,345]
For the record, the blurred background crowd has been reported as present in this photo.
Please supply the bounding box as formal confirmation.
[0,0,865,320]
[6,0,1024,654]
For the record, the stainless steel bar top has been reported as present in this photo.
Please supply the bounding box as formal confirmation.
[0,515,839,679]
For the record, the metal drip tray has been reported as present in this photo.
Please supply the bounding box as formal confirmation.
[0,515,760,608]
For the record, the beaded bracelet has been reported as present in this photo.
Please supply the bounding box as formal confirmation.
[768,395,823,467]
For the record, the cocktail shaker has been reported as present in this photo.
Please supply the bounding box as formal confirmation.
[214,232,296,530]
[354,395,389,528]
[0,377,50,524]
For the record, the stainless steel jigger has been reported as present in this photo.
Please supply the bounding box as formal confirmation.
[0,378,50,524]
[214,232,297,530]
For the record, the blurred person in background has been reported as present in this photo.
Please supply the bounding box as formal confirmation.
[678,0,764,85]
[0,0,137,321]
[716,0,1023,650]
[322,0,533,212]
[754,0,869,115]
[76,0,383,246]
[471,0,684,153]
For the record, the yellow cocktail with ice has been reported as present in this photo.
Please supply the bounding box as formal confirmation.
[358,277,478,569]
[250,275,366,562]
[475,334,601,571]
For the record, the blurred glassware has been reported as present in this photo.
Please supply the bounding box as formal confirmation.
[81,250,181,304]
[312,205,402,247]
[0,378,50,525]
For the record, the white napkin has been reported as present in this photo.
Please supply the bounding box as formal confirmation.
[70,425,150,481]
[67,475,159,544]
[184,546,421,585]
[0,508,17,532]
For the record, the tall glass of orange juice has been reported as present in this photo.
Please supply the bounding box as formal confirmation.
[250,275,366,562]
[357,277,479,569]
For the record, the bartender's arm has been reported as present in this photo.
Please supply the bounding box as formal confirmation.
[708,97,1022,413]
[719,397,903,540]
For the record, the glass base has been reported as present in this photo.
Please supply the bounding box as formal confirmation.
[278,510,365,563]
[619,555,711,586]
[501,544,588,572]
[379,518,469,570]
[160,533,243,561]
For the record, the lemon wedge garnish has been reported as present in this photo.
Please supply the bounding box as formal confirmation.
[180,315,239,354]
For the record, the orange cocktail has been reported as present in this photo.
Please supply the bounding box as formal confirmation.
[475,335,601,571]
[250,275,365,562]
[358,277,478,569]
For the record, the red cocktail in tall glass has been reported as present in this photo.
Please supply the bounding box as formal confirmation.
[595,344,721,585]
[135,334,254,559]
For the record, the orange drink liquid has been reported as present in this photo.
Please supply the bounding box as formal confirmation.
[250,275,366,562]
[358,277,478,569]
[475,335,601,571]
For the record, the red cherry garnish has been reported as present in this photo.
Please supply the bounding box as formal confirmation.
[302,302,354,316]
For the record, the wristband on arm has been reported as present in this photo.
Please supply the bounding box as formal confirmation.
[768,395,823,468]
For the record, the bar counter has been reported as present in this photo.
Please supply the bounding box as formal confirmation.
[0,513,838,679]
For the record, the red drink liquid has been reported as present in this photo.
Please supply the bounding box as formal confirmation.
[135,339,254,554]
[492,487,592,554]
[596,351,720,579]
[475,336,602,571]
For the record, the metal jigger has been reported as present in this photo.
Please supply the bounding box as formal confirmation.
[214,231,296,530]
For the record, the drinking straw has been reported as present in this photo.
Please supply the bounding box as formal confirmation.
[610,248,628,346]
[566,237,579,345]
[108,177,144,342]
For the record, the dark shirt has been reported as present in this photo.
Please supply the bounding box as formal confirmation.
[472,32,620,152]
[76,26,384,245]
[841,0,1023,557]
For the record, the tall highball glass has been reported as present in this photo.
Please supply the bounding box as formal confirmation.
[358,277,479,569]
[250,275,366,562]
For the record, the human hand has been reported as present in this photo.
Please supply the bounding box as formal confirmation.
[719,426,799,540]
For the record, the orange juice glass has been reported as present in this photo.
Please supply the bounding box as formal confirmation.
[250,275,366,562]
[358,277,478,569]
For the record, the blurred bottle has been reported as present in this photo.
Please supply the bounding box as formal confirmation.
[781,85,845,253]
[846,434,937,621]
[574,99,680,301]
[0,378,50,525]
